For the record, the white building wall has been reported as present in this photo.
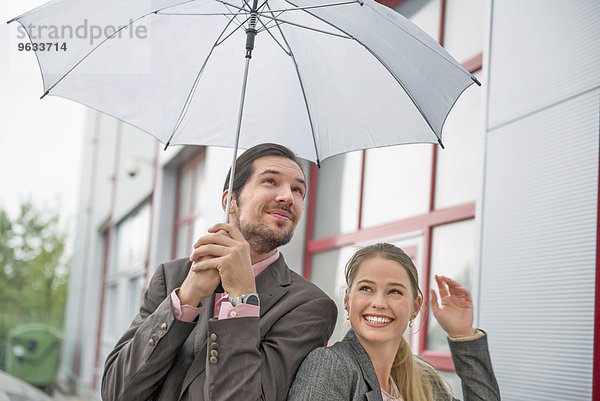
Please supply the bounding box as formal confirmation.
[479,1,599,400]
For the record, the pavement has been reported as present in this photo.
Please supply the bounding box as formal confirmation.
[52,389,98,401]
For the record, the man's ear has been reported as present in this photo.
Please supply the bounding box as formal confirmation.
[221,190,238,212]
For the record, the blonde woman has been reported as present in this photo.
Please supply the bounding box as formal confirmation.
[288,243,500,401]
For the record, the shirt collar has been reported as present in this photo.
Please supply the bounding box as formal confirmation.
[251,250,280,277]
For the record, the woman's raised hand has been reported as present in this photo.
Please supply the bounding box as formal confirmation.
[430,275,475,338]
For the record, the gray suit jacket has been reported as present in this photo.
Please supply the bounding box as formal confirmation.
[101,254,337,401]
[288,330,500,401]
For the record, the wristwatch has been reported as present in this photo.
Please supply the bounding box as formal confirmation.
[228,293,260,307]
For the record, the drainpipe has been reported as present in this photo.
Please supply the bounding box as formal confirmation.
[91,122,122,390]
[72,114,100,381]
[144,141,160,288]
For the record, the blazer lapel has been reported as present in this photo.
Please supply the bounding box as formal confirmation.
[366,390,382,401]
[343,330,383,401]
[179,293,215,398]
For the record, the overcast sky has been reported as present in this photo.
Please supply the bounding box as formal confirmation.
[1,1,86,231]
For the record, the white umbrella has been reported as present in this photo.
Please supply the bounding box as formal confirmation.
[9,0,479,216]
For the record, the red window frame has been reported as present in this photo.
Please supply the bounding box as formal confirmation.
[304,0,483,371]
[172,150,207,259]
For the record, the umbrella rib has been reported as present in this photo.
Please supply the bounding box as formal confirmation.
[257,19,283,34]
[223,4,249,33]
[215,0,249,13]
[164,17,237,148]
[38,1,198,98]
[158,0,360,17]
[258,14,353,40]
[268,6,321,165]
[223,3,248,29]
[257,0,271,14]
[158,11,245,16]
[259,1,362,14]
[282,0,445,140]
[215,16,251,46]
[257,17,291,55]
[257,7,287,31]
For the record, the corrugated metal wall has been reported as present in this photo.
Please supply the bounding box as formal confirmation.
[480,1,599,400]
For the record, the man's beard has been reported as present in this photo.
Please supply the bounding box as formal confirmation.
[237,208,295,254]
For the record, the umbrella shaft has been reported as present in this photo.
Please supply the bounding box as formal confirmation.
[225,56,252,223]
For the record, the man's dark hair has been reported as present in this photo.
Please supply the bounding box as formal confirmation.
[223,143,304,199]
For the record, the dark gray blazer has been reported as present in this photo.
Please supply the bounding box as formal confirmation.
[101,254,337,401]
[288,330,500,401]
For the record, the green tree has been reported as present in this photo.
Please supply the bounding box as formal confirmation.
[0,201,70,369]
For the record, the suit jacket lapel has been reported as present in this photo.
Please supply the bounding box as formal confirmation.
[256,254,290,319]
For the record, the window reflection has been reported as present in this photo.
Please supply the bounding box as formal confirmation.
[313,152,362,239]
[114,203,150,272]
[426,219,475,352]
[434,71,483,210]
[443,0,485,63]
[310,246,358,342]
[104,202,150,345]
[396,0,441,40]
[174,152,207,258]
[361,144,432,228]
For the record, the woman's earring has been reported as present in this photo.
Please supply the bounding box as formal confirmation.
[409,319,413,328]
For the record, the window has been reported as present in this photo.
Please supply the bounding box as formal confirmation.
[103,201,151,343]
[306,0,484,382]
[173,151,208,258]
[426,219,476,353]
[312,152,362,239]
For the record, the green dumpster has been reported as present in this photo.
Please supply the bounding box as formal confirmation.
[6,323,62,387]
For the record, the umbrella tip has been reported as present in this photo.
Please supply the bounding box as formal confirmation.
[437,138,445,149]
[471,75,482,87]
[40,90,49,99]
[163,141,170,151]
[316,159,321,168]
[7,18,15,24]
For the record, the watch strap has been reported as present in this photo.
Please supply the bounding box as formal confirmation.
[228,293,260,307]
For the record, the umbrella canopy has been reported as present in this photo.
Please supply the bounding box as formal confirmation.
[9,0,479,164]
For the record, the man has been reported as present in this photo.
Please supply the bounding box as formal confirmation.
[101,144,337,401]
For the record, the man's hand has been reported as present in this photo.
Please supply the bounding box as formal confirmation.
[190,223,256,298]
[178,264,221,307]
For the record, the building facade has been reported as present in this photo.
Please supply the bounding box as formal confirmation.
[58,1,600,400]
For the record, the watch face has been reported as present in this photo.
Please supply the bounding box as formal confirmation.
[245,294,260,306]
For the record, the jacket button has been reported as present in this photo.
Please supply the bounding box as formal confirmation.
[210,342,218,349]
[210,356,218,364]
[160,323,168,330]
[229,311,237,317]
[210,350,218,357]
[210,333,217,341]
[148,339,155,347]
[151,334,158,342]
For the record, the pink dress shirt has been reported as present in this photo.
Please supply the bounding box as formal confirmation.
[170,250,280,322]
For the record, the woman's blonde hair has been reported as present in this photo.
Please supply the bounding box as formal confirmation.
[344,243,452,401]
